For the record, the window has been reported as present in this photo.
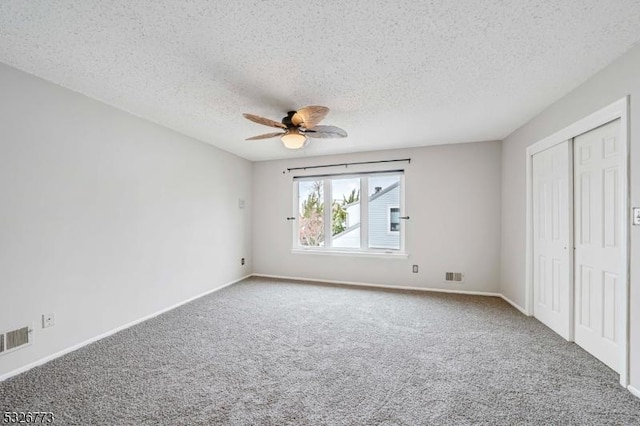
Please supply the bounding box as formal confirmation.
[294,171,404,254]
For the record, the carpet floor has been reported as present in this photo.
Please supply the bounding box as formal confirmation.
[1,277,639,425]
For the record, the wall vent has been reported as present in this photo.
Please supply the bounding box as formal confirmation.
[445,272,464,282]
[0,326,32,356]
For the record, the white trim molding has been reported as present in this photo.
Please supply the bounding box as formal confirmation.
[291,248,408,259]
[0,275,251,383]
[524,96,630,388]
[628,385,640,400]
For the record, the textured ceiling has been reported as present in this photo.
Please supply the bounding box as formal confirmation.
[1,1,640,161]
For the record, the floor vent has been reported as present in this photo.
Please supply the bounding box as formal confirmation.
[445,272,464,282]
[0,326,32,355]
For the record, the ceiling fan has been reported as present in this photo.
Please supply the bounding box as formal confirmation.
[243,105,347,149]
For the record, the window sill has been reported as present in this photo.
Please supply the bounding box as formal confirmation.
[291,248,409,259]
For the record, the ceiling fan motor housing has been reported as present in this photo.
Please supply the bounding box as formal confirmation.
[282,111,297,128]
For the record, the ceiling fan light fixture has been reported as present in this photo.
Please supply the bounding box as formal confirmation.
[281,132,307,149]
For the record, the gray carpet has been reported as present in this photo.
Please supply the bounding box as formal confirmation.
[1,277,639,425]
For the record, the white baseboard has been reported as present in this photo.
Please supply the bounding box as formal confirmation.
[500,294,529,316]
[629,385,640,400]
[251,273,502,297]
[0,275,251,382]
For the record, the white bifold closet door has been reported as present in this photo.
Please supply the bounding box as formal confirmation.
[532,140,572,340]
[573,119,623,372]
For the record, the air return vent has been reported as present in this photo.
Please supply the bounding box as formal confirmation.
[0,326,32,355]
[445,272,464,282]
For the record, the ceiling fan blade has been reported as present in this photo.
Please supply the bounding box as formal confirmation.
[305,125,348,138]
[291,106,329,129]
[245,132,285,140]
[243,113,286,129]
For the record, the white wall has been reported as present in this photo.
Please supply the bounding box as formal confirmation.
[253,141,502,293]
[0,63,252,378]
[500,44,640,387]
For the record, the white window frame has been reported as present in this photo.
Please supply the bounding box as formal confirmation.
[291,171,407,258]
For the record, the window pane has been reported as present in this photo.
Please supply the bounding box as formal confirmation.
[368,175,401,250]
[331,178,361,249]
[298,180,324,246]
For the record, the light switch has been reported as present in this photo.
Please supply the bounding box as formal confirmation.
[238,199,245,209]
[633,207,640,226]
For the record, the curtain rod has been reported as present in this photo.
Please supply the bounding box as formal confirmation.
[293,169,404,180]
[286,158,410,172]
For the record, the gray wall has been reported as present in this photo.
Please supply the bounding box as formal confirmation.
[0,63,253,378]
[253,141,502,292]
[500,44,640,387]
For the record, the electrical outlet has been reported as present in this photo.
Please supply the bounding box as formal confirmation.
[412,265,419,273]
[241,257,245,266]
[42,313,55,328]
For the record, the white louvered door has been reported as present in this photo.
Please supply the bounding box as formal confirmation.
[573,119,623,372]
[532,141,572,339]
